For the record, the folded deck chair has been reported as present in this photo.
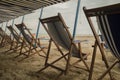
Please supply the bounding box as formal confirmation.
[7,26,28,52]
[37,13,90,76]
[15,23,46,60]
[83,3,120,80]
[0,27,11,47]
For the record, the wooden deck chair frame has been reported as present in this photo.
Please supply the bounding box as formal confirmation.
[6,25,28,53]
[15,23,46,61]
[0,28,8,45]
[0,27,11,47]
[0,28,5,45]
[98,34,108,49]
[37,13,90,76]
[83,3,120,80]
[0,28,4,39]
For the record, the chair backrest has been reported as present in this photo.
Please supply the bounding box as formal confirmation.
[84,3,120,59]
[7,26,21,42]
[40,13,80,58]
[15,23,33,45]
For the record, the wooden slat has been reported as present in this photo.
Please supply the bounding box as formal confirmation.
[1,0,44,10]
[0,9,23,16]
[0,18,10,21]
[0,14,15,18]
[0,1,33,11]
[14,1,47,8]
[0,5,31,13]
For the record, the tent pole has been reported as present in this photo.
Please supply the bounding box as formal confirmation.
[36,7,44,39]
[72,0,81,38]
[22,16,25,23]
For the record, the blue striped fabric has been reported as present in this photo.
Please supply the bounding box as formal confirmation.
[97,14,120,59]
[16,24,32,44]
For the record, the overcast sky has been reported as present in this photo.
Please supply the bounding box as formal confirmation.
[1,0,120,36]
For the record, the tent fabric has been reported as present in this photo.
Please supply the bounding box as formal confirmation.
[97,14,120,59]
[0,0,69,23]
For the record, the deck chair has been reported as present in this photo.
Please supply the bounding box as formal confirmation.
[15,23,46,60]
[37,13,90,76]
[7,25,28,52]
[83,3,120,80]
[0,27,11,47]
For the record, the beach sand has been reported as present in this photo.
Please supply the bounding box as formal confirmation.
[0,36,120,80]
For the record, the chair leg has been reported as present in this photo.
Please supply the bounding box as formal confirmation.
[101,50,113,79]
[65,44,73,75]
[0,37,5,46]
[101,43,105,61]
[37,53,68,73]
[28,44,33,57]
[88,41,98,80]
[98,59,119,80]
[10,41,13,50]
[78,43,89,71]
[19,40,25,56]
[27,39,34,56]
[45,39,52,66]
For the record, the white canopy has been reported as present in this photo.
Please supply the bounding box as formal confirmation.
[0,0,70,23]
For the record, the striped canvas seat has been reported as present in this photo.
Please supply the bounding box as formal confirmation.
[14,23,46,61]
[7,26,22,43]
[46,19,81,58]
[16,24,33,45]
[97,14,120,59]
[37,13,89,75]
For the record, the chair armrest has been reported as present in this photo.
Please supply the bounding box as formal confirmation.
[67,26,70,29]
[101,41,105,44]
[73,40,89,44]
[73,40,81,44]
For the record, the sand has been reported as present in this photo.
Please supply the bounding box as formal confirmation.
[0,36,120,80]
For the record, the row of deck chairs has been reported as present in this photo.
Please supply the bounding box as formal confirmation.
[4,13,89,76]
[0,3,119,79]
[6,23,46,61]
